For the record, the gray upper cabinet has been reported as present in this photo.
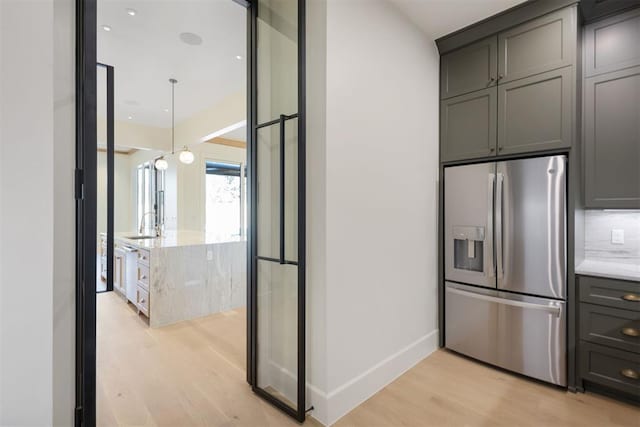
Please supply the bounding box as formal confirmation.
[441,88,497,162]
[498,7,576,84]
[581,0,640,27]
[497,67,572,155]
[584,66,640,208]
[441,36,498,99]
[439,5,578,163]
[584,8,640,78]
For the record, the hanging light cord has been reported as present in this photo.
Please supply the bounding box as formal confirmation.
[170,78,177,155]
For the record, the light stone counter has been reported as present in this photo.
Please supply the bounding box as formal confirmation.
[577,210,640,283]
[576,259,640,282]
[115,231,246,328]
[115,230,244,249]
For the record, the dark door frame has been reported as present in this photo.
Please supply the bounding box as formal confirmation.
[75,0,97,424]
[246,0,308,422]
[75,0,306,424]
[96,62,114,294]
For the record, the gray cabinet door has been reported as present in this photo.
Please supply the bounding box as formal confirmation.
[441,36,498,99]
[497,67,572,155]
[584,8,640,78]
[498,7,576,84]
[441,88,497,162]
[584,66,640,208]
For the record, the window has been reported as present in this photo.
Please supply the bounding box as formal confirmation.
[136,161,165,232]
[205,161,246,238]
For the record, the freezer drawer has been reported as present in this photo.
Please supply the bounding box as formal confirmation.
[445,282,566,386]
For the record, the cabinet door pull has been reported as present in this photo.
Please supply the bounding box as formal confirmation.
[622,294,640,302]
[621,327,639,337]
[620,368,639,380]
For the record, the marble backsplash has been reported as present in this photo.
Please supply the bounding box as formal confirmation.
[585,210,640,264]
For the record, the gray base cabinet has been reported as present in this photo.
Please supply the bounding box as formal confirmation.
[578,275,640,401]
[497,67,573,155]
[440,88,497,162]
[580,342,640,399]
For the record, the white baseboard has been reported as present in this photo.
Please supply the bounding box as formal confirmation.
[309,329,439,426]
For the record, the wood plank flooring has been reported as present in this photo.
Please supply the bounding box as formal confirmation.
[336,351,639,427]
[98,292,639,426]
[97,291,313,427]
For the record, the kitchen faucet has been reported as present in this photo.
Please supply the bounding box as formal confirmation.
[139,211,162,237]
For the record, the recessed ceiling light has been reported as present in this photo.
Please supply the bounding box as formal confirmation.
[102,25,112,32]
[164,108,169,112]
[126,8,137,16]
[179,32,203,46]
[236,55,242,60]
[127,116,133,120]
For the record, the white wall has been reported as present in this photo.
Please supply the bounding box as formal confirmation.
[52,0,76,423]
[0,0,75,425]
[307,0,440,424]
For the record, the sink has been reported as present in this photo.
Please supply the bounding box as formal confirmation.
[124,235,157,240]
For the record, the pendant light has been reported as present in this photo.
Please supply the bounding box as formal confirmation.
[154,157,169,170]
[155,78,183,170]
[179,146,195,164]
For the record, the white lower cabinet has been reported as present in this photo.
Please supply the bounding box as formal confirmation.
[135,249,151,318]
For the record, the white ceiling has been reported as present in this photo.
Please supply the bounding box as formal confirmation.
[389,0,528,40]
[97,0,246,128]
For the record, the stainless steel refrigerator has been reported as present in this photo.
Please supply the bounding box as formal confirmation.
[444,155,567,386]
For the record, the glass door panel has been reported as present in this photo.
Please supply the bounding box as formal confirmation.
[257,0,298,123]
[250,0,305,421]
[257,124,281,260]
[283,117,298,262]
[96,63,114,293]
[256,118,298,263]
[256,260,299,405]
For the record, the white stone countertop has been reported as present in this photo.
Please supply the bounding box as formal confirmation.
[576,259,640,282]
[114,230,245,249]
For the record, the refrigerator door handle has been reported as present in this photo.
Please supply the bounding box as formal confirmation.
[487,173,495,278]
[496,172,504,279]
[447,286,562,317]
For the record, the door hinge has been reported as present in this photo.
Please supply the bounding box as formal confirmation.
[75,406,82,425]
[75,169,84,200]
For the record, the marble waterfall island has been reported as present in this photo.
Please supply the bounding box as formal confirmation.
[116,231,246,328]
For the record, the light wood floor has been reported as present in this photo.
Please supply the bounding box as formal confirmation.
[97,292,315,427]
[98,292,639,426]
[336,350,639,427]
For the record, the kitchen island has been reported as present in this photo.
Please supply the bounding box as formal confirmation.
[114,230,246,328]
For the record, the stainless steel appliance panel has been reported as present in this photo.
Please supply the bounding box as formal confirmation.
[446,282,567,386]
[444,162,496,288]
[496,155,567,299]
